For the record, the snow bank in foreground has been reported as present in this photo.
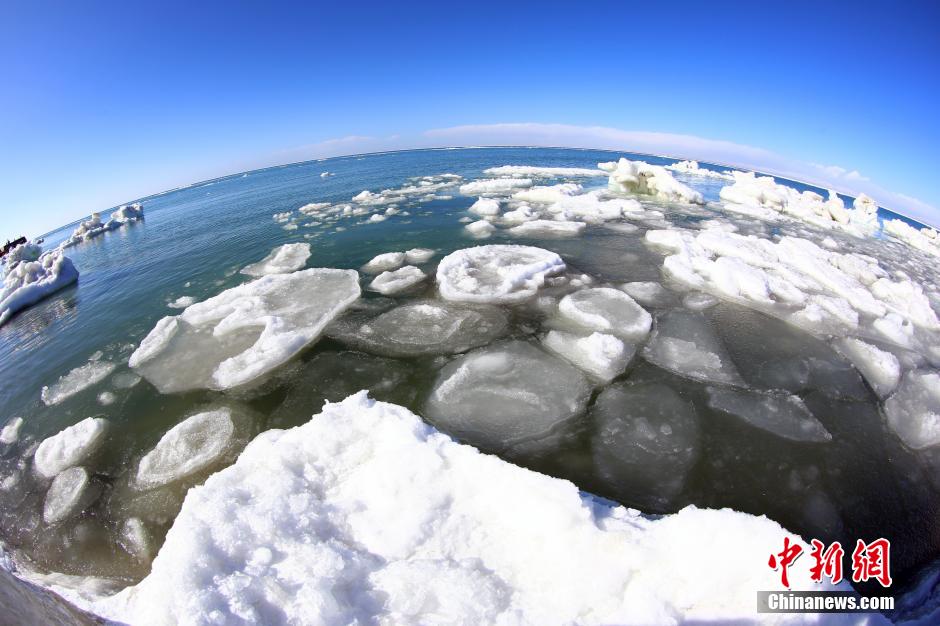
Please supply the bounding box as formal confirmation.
[240,243,311,277]
[599,158,704,204]
[0,250,79,326]
[129,269,361,391]
[85,392,854,625]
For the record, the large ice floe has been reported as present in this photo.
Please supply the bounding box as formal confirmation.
[129,268,361,391]
[240,243,311,277]
[599,158,705,204]
[59,392,858,625]
[436,244,565,304]
[0,249,79,326]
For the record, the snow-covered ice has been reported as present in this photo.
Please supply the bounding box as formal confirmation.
[833,337,901,398]
[469,197,501,216]
[599,158,704,204]
[542,330,633,383]
[642,310,744,386]
[425,341,591,447]
[167,295,196,309]
[404,248,435,264]
[0,250,79,326]
[129,269,361,391]
[368,266,427,295]
[135,409,236,490]
[666,160,735,180]
[557,287,652,341]
[40,360,116,406]
[33,417,110,479]
[464,220,496,238]
[459,178,533,196]
[885,371,940,450]
[436,245,565,304]
[43,466,99,525]
[483,165,605,178]
[1,417,24,445]
[362,252,406,274]
[508,219,586,238]
[240,243,311,277]
[706,387,832,443]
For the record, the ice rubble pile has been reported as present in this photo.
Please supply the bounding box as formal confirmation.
[84,392,849,626]
[61,204,144,248]
[129,268,361,392]
[0,249,79,326]
[599,158,705,204]
[666,160,735,180]
[240,243,311,277]
[883,218,940,257]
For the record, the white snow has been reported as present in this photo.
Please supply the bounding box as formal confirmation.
[465,220,496,238]
[404,248,435,264]
[241,243,311,277]
[482,165,605,178]
[885,371,940,450]
[135,409,236,490]
[84,391,852,625]
[368,266,427,295]
[40,360,116,406]
[436,245,565,304]
[542,330,633,383]
[459,178,534,196]
[0,250,79,326]
[129,269,361,392]
[43,466,97,525]
[425,341,591,447]
[706,387,832,443]
[557,287,652,341]
[0,417,24,445]
[833,338,901,398]
[642,310,744,386]
[599,158,704,204]
[362,252,406,274]
[33,417,110,479]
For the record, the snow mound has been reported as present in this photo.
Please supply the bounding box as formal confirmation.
[599,158,704,204]
[425,341,591,448]
[592,382,700,511]
[483,165,605,178]
[41,360,116,406]
[34,417,110,479]
[241,243,311,277]
[557,287,652,341]
[328,300,508,357]
[135,409,236,490]
[368,266,427,295]
[542,330,633,383]
[86,391,850,625]
[0,250,79,326]
[458,178,533,196]
[436,245,565,304]
[833,338,901,398]
[642,310,744,386]
[43,466,99,525]
[362,252,405,274]
[885,371,940,450]
[129,269,361,392]
[706,387,832,443]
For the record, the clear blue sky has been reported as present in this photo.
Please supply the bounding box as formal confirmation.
[1,0,938,237]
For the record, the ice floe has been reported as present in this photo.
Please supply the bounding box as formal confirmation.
[404,248,435,264]
[706,387,832,443]
[464,220,496,238]
[61,204,144,247]
[368,266,427,295]
[33,417,110,479]
[0,250,79,326]
[885,371,940,450]
[619,281,669,307]
[328,300,508,357]
[167,295,195,309]
[599,158,704,204]
[361,252,405,274]
[469,197,501,216]
[833,337,901,398]
[666,160,735,180]
[82,392,851,625]
[129,269,361,391]
[40,360,116,406]
[508,219,585,238]
[557,287,652,341]
[43,466,99,525]
[135,409,236,490]
[436,245,565,304]
[240,243,311,277]
[458,178,533,196]
[542,330,633,383]
[425,341,591,448]
[1,417,24,445]
[482,165,605,178]
[642,310,744,386]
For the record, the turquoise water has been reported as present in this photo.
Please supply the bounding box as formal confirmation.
[0,147,937,601]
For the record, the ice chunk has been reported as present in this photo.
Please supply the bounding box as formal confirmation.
[85,392,844,625]
[501,205,541,224]
[404,248,435,264]
[458,178,533,196]
[1,417,23,445]
[683,292,719,310]
[425,341,591,448]
[508,220,585,238]
[110,203,144,222]
[512,183,582,205]
[240,243,311,277]
[464,220,496,238]
[437,245,565,304]
[592,382,700,510]
[469,198,501,216]
[541,330,633,383]
[0,250,79,326]
[557,288,652,341]
[40,360,116,406]
[706,387,832,443]
[328,300,507,357]
[619,281,668,307]
[120,518,152,562]
[135,409,236,490]
[362,252,405,273]
[666,160,735,180]
[43,466,99,525]
[168,295,195,309]
[642,310,744,386]
[599,158,704,204]
[130,269,361,392]
[2,241,42,269]
[885,371,940,450]
[483,165,605,178]
[34,417,110,479]
[833,338,901,398]
[368,266,427,295]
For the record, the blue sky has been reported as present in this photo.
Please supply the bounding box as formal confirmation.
[1,0,938,237]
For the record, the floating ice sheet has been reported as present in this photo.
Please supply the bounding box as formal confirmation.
[34,417,110,479]
[40,360,116,406]
[542,330,634,383]
[368,266,426,295]
[0,251,79,326]
[885,371,940,450]
[43,466,99,525]
[642,310,744,386]
[557,288,652,341]
[436,245,565,304]
[706,387,832,443]
[240,243,311,277]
